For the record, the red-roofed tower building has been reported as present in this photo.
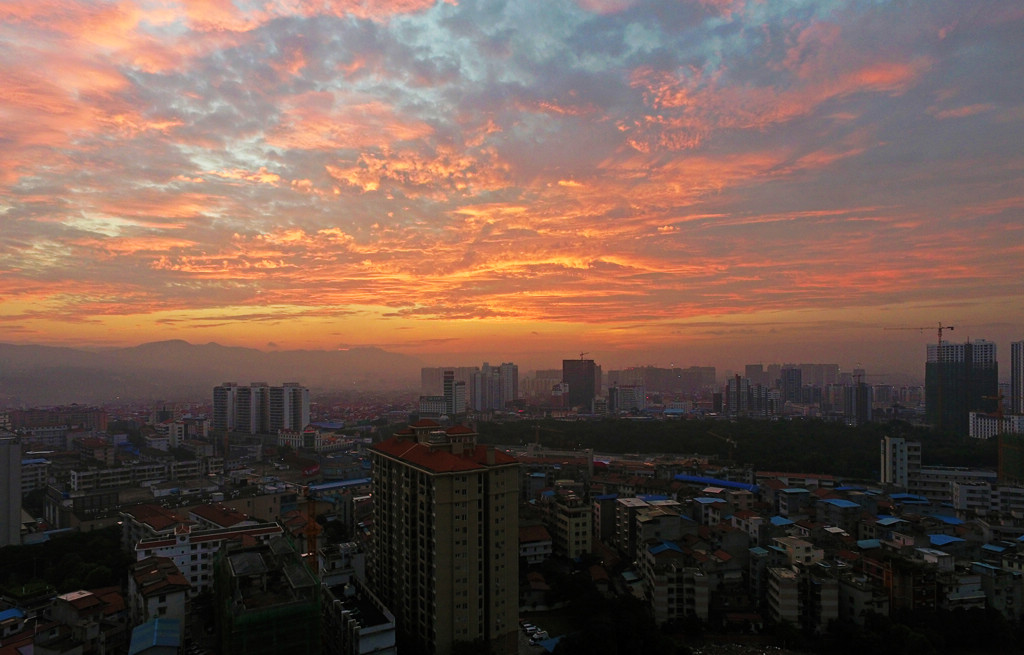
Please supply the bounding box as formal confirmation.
[368,422,519,655]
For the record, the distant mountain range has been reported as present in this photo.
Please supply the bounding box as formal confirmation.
[0,340,423,406]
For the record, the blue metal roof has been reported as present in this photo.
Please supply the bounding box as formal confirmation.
[876,516,905,526]
[770,516,794,526]
[649,540,684,555]
[821,498,860,509]
[0,608,24,622]
[308,478,372,492]
[929,534,965,547]
[672,474,758,493]
[695,497,726,505]
[593,493,618,500]
[890,493,929,502]
[927,513,964,525]
[128,618,181,655]
[537,635,564,653]
[982,544,1006,553]
[857,539,881,549]
[781,488,810,494]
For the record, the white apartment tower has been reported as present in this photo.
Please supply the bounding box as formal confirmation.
[880,435,921,488]
[212,382,310,434]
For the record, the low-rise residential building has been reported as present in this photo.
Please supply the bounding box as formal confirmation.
[519,524,553,565]
[837,573,889,625]
[127,557,190,627]
[135,522,285,594]
[214,536,321,655]
[318,542,366,587]
[36,588,128,655]
[640,541,710,625]
[21,457,50,494]
[972,561,1024,620]
[773,536,824,567]
[544,491,591,559]
[969,412,1024,440]
[766,565,838,634]
[952,482,1024,516]
[322,578,397,655]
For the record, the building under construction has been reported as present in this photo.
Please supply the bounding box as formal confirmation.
[214,535,321,655]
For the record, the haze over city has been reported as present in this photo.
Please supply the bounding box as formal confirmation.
[2,1,1022,377]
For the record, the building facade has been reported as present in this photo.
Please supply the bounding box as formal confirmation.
[880,436,922,488]
[562,359,597,411]
[0,436,21,546]
[368,421,519,655]
[926,340,998,435]
[212,382,310,434]
[1011,340,1024,416]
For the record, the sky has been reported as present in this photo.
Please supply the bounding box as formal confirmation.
[1,0,1022,378]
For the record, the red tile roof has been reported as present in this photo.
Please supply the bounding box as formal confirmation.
[190,504,250,528]
[519,525,552,543]
[123,504,187,532]
[131,557,190,598]
[372,437,517,473]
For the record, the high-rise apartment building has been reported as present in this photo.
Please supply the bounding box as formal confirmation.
[925,340,998,435]
[422,367,479,397]
[726,375,750,416]
[845,383,873,426]
[471,365,499,412]
[608,385,646,414]
[781,366,802,404]
[0,435,21,546]
[212,383,238,432]
[498,362,518,408]
[212,382,310,434]
[1011,340,1024,415]
[562,358,597,410]
[745,364,766,387]
[368,421,519,655]
[270,382,310,432]
[440,369,467,416]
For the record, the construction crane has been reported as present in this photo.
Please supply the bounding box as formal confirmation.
[883,322,955,349]
[283,482,323,559]
[302,486,322,559]
[578,351,589,360]
[884,322,955,429]
[706,430,737,460]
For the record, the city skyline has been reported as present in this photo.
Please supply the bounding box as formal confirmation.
[2,1,1023,378]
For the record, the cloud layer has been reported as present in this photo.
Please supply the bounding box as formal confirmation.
[1,0,1022,373]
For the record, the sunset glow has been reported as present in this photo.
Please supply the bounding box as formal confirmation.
[1,0,1022,374]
